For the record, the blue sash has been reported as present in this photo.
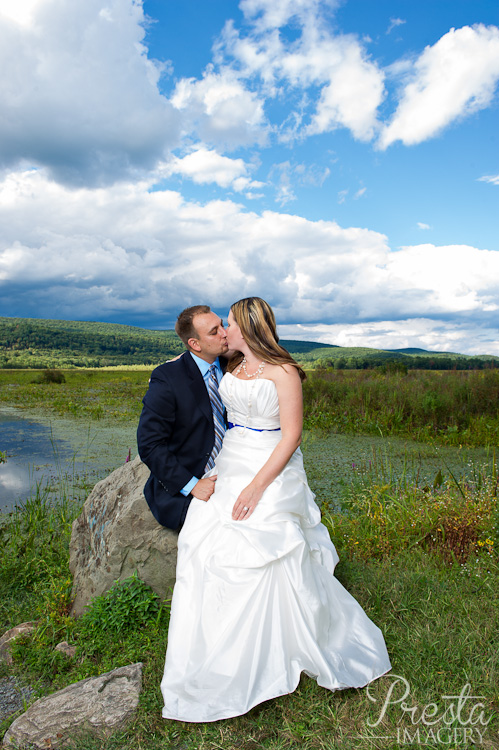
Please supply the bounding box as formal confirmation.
[227,421,280,432]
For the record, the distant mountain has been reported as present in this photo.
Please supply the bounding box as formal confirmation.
[388,347,447,355]
[0,316,497,370]
[279,339,337,353]
[387,347,497,360]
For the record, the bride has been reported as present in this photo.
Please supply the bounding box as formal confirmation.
[161,297,391,722]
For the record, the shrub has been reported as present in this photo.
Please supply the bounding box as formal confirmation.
[33,369,66,384]
[77,574,163,656]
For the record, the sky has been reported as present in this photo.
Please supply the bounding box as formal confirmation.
[0,0,498,355]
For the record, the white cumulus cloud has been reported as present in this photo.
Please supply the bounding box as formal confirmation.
[164,147,264,191]
[212,0,385,143]
[1,168,498,354]
[171,70,267,149]
[0,0,179,185]
[379,24,499,149]
[305,38,385,141]
[239,0,339,31]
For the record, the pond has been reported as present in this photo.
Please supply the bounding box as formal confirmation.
[1,405,492,515]
[0,406,137,512]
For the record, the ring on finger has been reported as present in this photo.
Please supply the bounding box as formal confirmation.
[243,506,249,511]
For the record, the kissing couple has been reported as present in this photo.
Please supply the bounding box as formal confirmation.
[137,296,391,723]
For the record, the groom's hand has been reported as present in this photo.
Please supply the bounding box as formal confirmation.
[191,476,217,501]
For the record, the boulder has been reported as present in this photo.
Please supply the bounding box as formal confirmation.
[2,663,143,749]
[0,623,36,665]
[69,456,177,616]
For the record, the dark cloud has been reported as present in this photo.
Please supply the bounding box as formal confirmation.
[0,0,180,186]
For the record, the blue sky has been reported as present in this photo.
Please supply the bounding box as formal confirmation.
[0,0,498,354]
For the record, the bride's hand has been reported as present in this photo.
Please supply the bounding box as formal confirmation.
[232,483,262,521]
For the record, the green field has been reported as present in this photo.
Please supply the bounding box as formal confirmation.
[0,368,498,749]
[2,366,499,446]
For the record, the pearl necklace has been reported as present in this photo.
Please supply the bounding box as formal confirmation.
[227,359,266,432]
[235,356,266,379]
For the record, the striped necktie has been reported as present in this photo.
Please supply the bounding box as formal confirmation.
[205,365,225,471]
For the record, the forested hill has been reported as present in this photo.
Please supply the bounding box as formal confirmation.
[1,317,184,368]
[0,316,497,370]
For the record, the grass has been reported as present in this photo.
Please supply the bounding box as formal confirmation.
[0,483,87,635]
[1,451,498,749]
[303,367,499,446]
[1,368,498,747]
[0,369,149,423]
[2,366,499,446]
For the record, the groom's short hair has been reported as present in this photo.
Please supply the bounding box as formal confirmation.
[175,305,211,346]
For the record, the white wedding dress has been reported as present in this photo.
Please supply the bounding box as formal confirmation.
[161,373,391,722]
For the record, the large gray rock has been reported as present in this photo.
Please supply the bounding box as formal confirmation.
[2,663,143,749]
[69,456,177,616]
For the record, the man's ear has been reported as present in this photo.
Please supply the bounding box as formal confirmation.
[188,337,201,353]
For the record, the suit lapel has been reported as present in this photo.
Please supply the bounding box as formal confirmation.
[182,351,213,425]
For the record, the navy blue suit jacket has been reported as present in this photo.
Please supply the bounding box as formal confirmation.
[137,352,224,530]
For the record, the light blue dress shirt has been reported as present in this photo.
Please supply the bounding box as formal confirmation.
[180,352,224,496]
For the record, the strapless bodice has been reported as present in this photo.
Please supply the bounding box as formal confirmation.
[219,372,281,431]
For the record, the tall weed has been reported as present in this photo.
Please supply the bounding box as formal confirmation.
[324,451,498,563]
[0,483,84,629]
[303,368,499,446]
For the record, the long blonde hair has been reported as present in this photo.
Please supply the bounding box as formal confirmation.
[227,297,306,381]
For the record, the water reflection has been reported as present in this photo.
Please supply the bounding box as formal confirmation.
[0,411,72,510]
[0,407,137,512]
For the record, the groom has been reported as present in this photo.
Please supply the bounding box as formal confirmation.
[137,305,228,530]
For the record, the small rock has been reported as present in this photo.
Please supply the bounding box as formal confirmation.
[0,623,36,665]
[3,662,143,750]
[54,641,77,659]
